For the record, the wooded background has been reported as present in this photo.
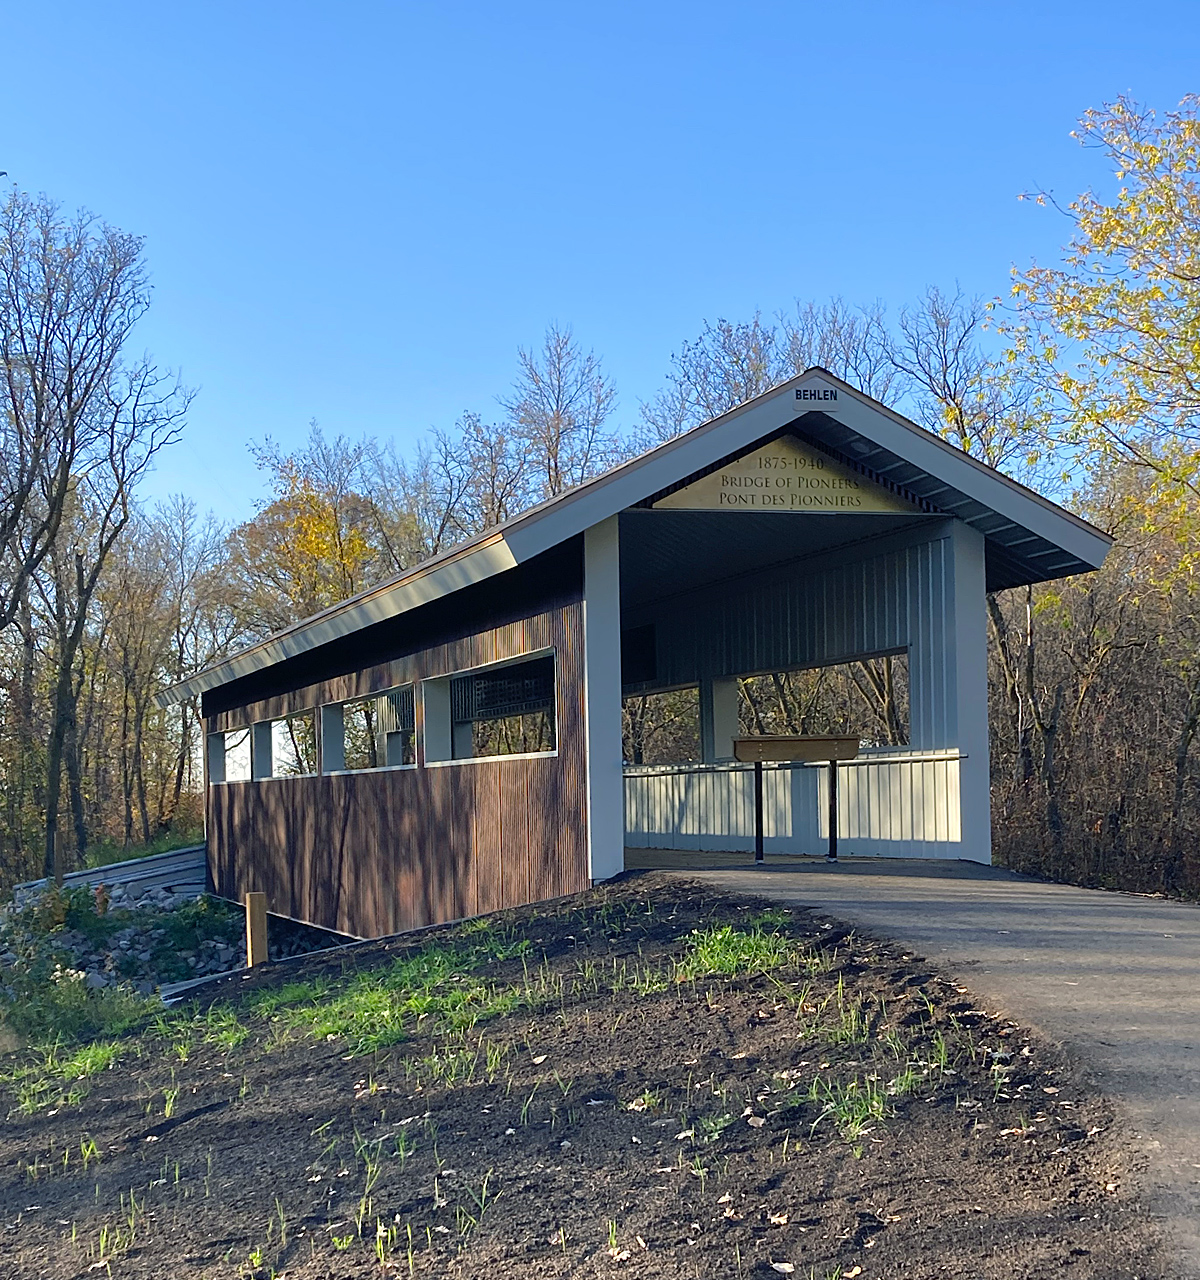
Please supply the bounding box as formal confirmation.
[2,97,1198,897]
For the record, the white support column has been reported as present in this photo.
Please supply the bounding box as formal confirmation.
[206,732,226,784]
[712,677,739,761]
[700,676,740,762]
[420,679,451,763]
[948,521,992,863]
[583,516,624,881]
[251,722,273,779]
[320,704,345,773]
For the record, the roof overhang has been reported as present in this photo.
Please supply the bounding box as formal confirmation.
[158,369,1111,708]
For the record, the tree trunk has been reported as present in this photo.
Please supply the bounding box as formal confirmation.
[132,695,152,844]
[42,667,73,882]
[987,592,1033,785]
[65,714,88,861]
[1168,670,1200,890]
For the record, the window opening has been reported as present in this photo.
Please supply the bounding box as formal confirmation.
[270,712,318,776]
[622,687,701,764]
[448,655,556,759]
[738,653,909,747]
[342,685,416,770]
[222,727,252,782]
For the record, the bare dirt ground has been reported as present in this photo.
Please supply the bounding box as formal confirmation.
[0,874,1169,1279]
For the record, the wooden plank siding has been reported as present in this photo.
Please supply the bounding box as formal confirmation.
[205,595,589,939]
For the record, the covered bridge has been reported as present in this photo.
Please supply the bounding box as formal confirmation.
[159,369,1111,939]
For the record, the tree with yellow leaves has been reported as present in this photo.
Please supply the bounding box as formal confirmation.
[228,427,393,635]
[1007,95,1200,510]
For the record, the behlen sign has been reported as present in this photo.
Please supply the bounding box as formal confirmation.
[795,387,838,403]
[653,435,917,514]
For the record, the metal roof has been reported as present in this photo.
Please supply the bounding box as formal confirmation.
[157,368,1112,707]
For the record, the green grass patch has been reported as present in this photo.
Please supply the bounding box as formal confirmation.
[249,934,532,1055]
[674,924,793,982]
[807,1075,888,1142]
[0,961,156,1044]
[2,1038,126,1115]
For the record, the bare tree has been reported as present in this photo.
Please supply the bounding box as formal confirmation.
[640,299,902,444]
[30,384,188,879]
[501,323,620,498]
[780,299,901,404]
[640,313,781,444]
[888,286,1045,478]
[0,193,172,634]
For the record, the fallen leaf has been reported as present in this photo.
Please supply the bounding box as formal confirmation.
[724,1206,744,1220]
[531,1055,548,1065]
[1043,1086,1060,1095]
[770,1264,795,1275]
[747,1115,766,1128]
[717,1193,732,1204]
[768,1211,788,1225]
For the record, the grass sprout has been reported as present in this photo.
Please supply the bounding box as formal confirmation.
[674,925,792,982]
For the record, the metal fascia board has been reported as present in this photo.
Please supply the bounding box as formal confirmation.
[155,538,518,708]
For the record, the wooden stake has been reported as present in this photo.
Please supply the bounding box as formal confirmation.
[245,891,268,967]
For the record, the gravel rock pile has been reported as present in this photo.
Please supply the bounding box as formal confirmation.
[1,879,348,1001]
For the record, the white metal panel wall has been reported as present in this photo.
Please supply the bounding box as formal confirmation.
[641,531,955,750]
[624,752,963,859]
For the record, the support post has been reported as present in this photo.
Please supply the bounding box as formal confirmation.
[701,676,740,763]
[206,732,226,784]
[583,516,624,882]
[320,704,345,773]
[251,722,272,779]
[245,891,268,967]
[827,760,838,862]
[753,760,764,864]
[948,522,992,863]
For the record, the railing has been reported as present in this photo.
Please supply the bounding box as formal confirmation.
[623,750,963,857]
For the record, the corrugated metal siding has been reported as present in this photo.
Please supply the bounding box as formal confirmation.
[624,752,962,858]
[206,602,589,939]
[642,533,956,750]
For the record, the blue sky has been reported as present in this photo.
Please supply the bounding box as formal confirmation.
[2,2,1193,523]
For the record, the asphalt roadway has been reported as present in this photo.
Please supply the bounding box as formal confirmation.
[679,857,1200,1275]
